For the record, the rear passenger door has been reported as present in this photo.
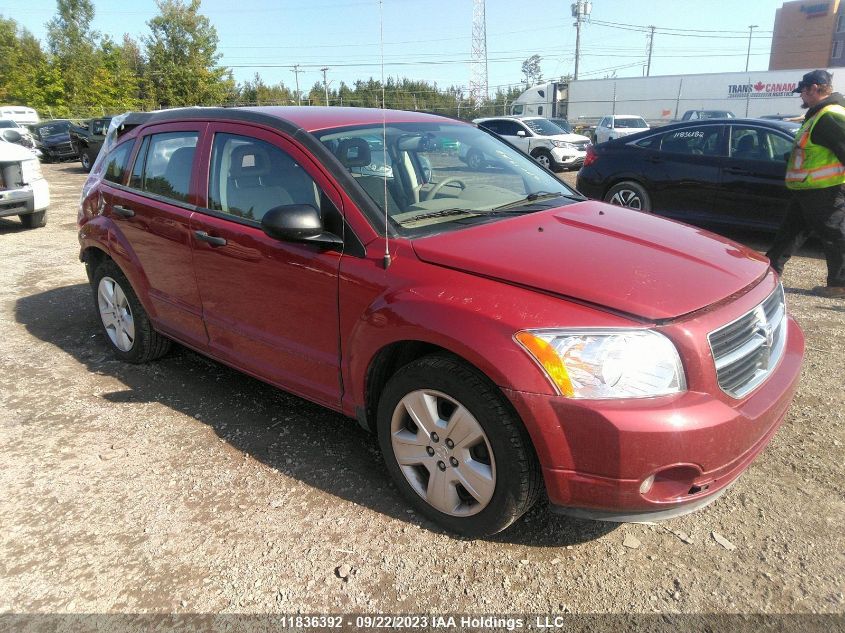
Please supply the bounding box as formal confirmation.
[108,123,208,349]
[189,123,345,408]
[647,124,724,223]
[714,124,792,230]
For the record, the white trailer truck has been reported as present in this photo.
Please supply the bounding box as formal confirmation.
[510,68,844,125]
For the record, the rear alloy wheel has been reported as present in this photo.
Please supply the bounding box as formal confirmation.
[604,181,652,212]
[92,260,171,363]
[377,354,541,537]
[532,150,554,170]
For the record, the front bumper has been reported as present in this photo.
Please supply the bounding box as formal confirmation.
[42,143,78,161]
[551,148,586,168]
[504,317,804,521]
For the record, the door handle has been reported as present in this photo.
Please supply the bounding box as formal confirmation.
[113,205,135,218]
[194,230,227,246]
[724,167,750,175]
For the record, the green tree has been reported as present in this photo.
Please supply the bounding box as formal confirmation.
[144,0,234,107]
[0,17,49,108]
[521,54,542,88]
[46,0,100,112]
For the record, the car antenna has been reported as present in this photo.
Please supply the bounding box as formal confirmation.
[379,0,391,269]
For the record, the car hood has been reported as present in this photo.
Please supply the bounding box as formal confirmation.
[549,133,591,143]
[411,200,769,321]
[0,139,37,161]
[614,127,649,136]
[40,132,70,145]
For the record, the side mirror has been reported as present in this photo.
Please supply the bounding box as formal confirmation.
[261,204,343,246]
[516,130,527,137]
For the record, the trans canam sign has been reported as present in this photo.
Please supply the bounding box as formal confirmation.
[728,81,799,99]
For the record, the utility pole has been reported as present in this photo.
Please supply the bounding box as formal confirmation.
[745,25,758,72]
[572,1,592,80]
[646,25,655,77]
[320,67,330,106]
[291,64,302,105]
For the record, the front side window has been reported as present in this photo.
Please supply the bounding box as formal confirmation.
[660,126,722,155]
[731,126,793,162]
[132,132,198,202]
[101,141,134,184]
[208,133,320,222]
[318,121,579,237]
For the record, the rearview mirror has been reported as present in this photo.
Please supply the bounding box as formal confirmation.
[516,131,527,137]
[261,204,343,246]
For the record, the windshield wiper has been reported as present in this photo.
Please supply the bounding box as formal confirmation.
[492,191,576,211]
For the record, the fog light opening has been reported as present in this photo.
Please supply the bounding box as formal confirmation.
[639,474,656,495]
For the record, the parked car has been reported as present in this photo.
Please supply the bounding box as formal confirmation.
[78,106,803,537]
[69,117,112,172]
[0,138,49,228]
[576,118,799,232]
[594,115,650,144]
[679,110,736,121]
[0,105,40,126]
[29,119,78,162]
[472,116,590,171]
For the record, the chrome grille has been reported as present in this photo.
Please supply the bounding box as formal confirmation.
[708,284,787,398]
[572,140,590,150]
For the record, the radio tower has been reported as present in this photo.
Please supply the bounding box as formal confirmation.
[470,0,488,107]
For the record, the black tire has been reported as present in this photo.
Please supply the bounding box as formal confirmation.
[19,210,46,229]
[81,151,93,172]
[603,180,652,212]
[531,149,555,171]
[92,259,171,363]
[466,149,484,169]
[377,353,542,537]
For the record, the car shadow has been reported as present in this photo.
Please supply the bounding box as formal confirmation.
[0,217,30,234]
[14,283,614,546]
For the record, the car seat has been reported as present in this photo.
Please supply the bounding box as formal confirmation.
[734,134,760,160]
[226,144,292,220]
[336,138,401,213]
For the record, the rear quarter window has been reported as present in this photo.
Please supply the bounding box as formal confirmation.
[101,141,134,184]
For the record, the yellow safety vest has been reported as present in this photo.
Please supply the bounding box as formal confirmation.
[785,104,845,190]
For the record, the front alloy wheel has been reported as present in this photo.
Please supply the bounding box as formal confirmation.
[390,389,496,516]
[377,354,541,537]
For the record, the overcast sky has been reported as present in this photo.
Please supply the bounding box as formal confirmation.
[3,0,798,92]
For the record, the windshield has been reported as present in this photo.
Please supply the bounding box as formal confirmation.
[0,120,19,129]
[318,122,579,237]
[523,118,567,136]
[549,119,573,133]
[615,117,649,128]
[35,121,70,136]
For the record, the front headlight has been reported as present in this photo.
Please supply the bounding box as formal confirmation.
[20,158,43,184]
[551,140,577,149]
[515,329,686,399]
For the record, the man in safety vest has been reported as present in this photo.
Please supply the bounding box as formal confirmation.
[766,69,845,298]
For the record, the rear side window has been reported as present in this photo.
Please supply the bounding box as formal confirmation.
[659,126,722,156]
[207,133,320,222]
[131,132,198,203]
[101,141,134,184]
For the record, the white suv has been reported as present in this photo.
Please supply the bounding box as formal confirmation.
[470,116,591,171]
[0,139,49,228]
[594,115,650,144]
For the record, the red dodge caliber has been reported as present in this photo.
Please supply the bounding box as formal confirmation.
[77,107,804,536]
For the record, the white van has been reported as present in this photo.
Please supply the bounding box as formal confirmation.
[0,106,40,126]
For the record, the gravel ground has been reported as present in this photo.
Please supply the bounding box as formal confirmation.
[0,162,843,617]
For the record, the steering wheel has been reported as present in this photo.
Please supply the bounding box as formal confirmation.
[426,177,467,200]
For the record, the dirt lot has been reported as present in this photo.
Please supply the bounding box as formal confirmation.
[1,162,843,617]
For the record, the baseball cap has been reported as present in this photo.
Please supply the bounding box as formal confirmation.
[793,69,833,93]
